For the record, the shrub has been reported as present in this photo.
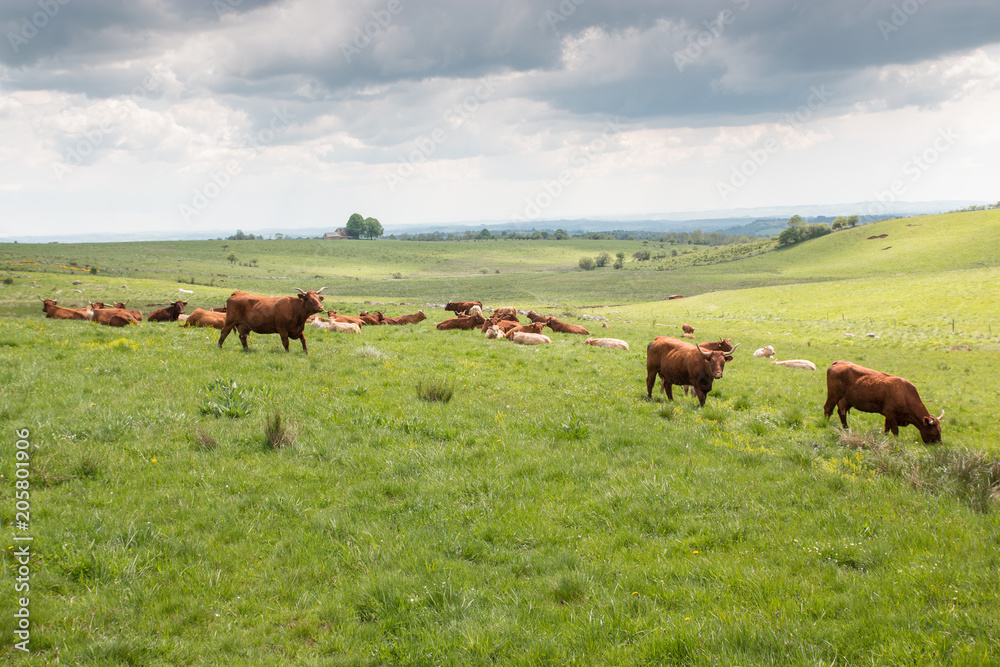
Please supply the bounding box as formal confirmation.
[578,257,597,271]
[595,252,611,267]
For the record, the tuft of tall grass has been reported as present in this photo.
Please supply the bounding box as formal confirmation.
[264,411,294,450]
[200,380,253,418]
[417,379,454,403]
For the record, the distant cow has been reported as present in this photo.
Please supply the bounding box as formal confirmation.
[358,311,384,326]
[586,337,629,351]
[466,305,483,318]
[823,361,944,443]
[113,301,144,322]
[183,308,226,329]
[329,311,366,326]
[511,332,551,345]
[646,336,737,407]
[436,313,486,330]
[772,359,816,371]
[753,345,776,358]
[312,320,361,334]
[503,322,547,338]
[484,325,503,339]
[219,288,326,353]
[492,307,519,323]
[681,323,695,334]
[526,310,548,323]
[445,301,483,314]
[148,300,188,322]
[546,317,589,335]
[391,310,427,325]
[90,308,134,327]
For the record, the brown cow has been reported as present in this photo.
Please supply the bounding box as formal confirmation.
[445,301,483,314]
[219,288,326,352]
[683,338,737,395]
[492,307,518,323]
[329,311,366,326]
[113,301,144,322]
[546,317,590,335]
[823,361,944,443]
[681,323,695,334]
[183,308,226,329]
[503,322,547,338]
[436,313,486,330]
[40,298,90,320]
[90,308,134,327]
[148,300,188,322]
[526,310,548,323]
[646,336,736,407]
[358,311,384,325]
[388,311,427,325]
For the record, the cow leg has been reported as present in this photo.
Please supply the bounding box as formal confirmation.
[218,322,234,348]
[236,324,251,350]
[694,388,707,408]
[884,417,899,436]
[646,369,658,398]
[823,395,837,419]
[837,399,850,428]
[664,382,674,402]
[299,333,308,353]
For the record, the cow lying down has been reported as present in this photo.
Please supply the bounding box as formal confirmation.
[310,320,361,334]
[511,332,551,345]
[586,337,629,351]
[771,359,816,370]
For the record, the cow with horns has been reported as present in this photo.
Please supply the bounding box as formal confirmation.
[219,288,327,353]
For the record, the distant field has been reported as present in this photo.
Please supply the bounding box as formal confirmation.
[1,210,998,665]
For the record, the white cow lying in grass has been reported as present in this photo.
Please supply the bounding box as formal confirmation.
[771,359,816,370]
[484,324,503,339]
[753,345,775,358]
[310,319,361,334]
[511,332,551,345]
[585,337,629,351]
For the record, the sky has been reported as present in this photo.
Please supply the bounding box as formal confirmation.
[1,0,998,239]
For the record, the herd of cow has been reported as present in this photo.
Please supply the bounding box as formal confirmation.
[39,289,945,444]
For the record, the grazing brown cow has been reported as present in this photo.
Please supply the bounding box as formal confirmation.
[503,322,547,338]
[219,288,326,353]
[148,300,188,322]
[681,323,695,334]
[823,361,944,443]
[436,313,486,330]
[445,301,483,314]
[545,317,590,335]
[40,299,91,320]
[390,311,427,325]
[646,336,737,407]
[183,308,226,329]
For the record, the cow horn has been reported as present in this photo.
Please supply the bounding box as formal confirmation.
[295,288,305,294]
[316,286,327,293]
[697,343,712,358]
[729,343,740,353]
[937,409,945,421]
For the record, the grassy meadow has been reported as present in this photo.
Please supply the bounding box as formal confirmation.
[1,210,999,665]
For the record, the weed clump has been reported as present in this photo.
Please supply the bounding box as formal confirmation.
[417,380,454,403]
[200,380,253,418]
[264,411,293,450]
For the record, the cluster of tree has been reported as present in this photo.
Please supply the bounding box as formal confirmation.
[951,202,1000,213]
[579,251,626,270]
[395,229,570,241]
[226,229,264,240]
[831,215,860,229]
[777,215,833,247]
[346,213,384,239]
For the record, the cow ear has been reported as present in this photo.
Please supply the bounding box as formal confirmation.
[724,355,734,362]
[318,295,324,301]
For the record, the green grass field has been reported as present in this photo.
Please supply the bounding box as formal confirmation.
[1,210,999,665]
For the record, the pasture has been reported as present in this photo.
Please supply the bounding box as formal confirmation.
[1,210,999,665]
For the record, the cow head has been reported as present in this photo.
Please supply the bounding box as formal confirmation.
[918,409,945,444]
[415,310,426,321]
[41,298,56,312]
[697,343,731,379]
[295,287,326,315]
[89,301,108,309]
[114,301,129,309]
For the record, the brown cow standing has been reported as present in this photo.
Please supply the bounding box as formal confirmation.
[546,317,590,335]
[683,338,737,396]
[445,301,483,314]
[646,336,736,407]
[823,361,944,443]
[219,288,326,352]
[148,300,188,322]
[40,299,90,320]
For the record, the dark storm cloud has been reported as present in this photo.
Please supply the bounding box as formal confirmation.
[3,0,999,122]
